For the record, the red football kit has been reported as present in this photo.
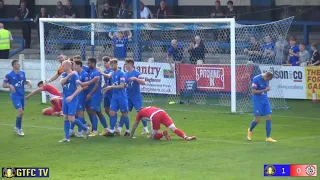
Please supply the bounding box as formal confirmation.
[41,84,62,114]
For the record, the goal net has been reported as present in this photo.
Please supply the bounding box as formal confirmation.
[39,17,293,113]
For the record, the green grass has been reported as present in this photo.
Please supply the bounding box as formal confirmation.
[0,91,319,180]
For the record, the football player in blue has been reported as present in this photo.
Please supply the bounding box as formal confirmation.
[247,71,276,143]
[100,56,113,117]
[59,60,89,143]
[80,58,109,137]
[2,59,32,136]
[69,60,89,137]
[124,58,149,134]
[102,58,129,137]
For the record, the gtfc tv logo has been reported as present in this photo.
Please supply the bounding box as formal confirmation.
[263,67,303,82]
[196,67,224,90]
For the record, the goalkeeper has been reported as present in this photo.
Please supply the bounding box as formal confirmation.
[247,72,276,143]
[45,54,67,83]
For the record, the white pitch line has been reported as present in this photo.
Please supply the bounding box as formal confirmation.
[164,108,320,121]
[0,123,319,145]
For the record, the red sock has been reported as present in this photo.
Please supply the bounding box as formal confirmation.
[174,129,186,139]
[153,132,163,140]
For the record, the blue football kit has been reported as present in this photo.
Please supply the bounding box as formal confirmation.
[61,72,80,116]
[103,68,113,108]
[125,69,143,111]
[4,70,26,110]
[251,74,272,116]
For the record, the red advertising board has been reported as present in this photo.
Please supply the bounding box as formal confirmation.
[176,64,254,93]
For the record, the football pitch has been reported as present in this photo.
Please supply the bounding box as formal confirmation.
[0,91,319,180]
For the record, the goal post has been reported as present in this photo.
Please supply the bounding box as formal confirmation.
[39,17,293,113]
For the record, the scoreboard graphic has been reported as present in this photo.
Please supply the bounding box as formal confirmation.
[264,164,317,177]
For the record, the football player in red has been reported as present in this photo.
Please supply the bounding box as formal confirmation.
[25,81,62,116]
[130,106,196,141]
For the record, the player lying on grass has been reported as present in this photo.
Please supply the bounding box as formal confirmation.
[25,81,63,116]
[130,106,196,141]
[59,60,90,142]
[247,71,276,142]
[2,59,32,136]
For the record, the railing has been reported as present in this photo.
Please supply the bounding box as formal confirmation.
[0,18,32,58]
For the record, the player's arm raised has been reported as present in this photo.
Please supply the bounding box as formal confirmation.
[60,72,75,85]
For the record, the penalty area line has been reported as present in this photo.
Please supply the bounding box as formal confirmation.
[0,123,319,145]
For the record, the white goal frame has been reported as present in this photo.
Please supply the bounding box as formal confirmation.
[39,18,237,112]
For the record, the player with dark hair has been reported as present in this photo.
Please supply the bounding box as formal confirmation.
[59,60,89,142]
[124,58,149,134]
[130,106,196,141]
[69,60,90,137]
[25,81,62,116]
[247,71,276,142]
[80,58,109,137]
[2,59,32,136]
[102,58,129,136]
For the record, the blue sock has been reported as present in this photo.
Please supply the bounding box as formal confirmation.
[78,117,87,133]
[110,114,117,131]
[74,118,88,131]
[141,120,148,128]
[98,114,108,128]
[15,117,22,129]
[64,120,70,139]
[119,116,125,128]
[70,122,75,130]
[249,120,258,132]
[123,116,130,130]
[79,117,87,124]
[91,115,98,131]
[266,120,271,138]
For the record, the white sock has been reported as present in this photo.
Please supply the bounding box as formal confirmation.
[93,131,97,134]
[110,129,114,133]
[126,130,130,133]
[144,127,149,132]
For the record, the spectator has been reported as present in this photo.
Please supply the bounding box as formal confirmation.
[15,1,31,48]
[118,1,130,19]
[275,35,289,65]
[140,1,153,19]
[262,35,275,64]
[244,36,262,63]
[286,36,299,66]
[297,43,310,66]
[211,0,224,18]
[188,36,206,64]
[101,3,114,19]
[0,23,13,59]
[65,0,77,18]
[309,43,320,66]
[167,39,183,64]
[54,1,65,18]
[0,0,5,18]
[34,7,50,36]
[225,1,237,19]
[157,0,168,19]
[109,31,132,60]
